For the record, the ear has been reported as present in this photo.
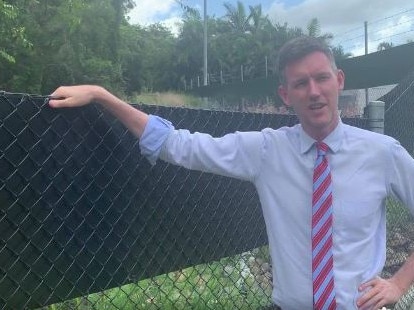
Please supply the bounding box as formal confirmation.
[337,69,345,90]
[278,84,291,107]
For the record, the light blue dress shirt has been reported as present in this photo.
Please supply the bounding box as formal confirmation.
[139,114,414,310]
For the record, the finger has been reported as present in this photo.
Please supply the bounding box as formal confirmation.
[373,298,387,310]
[48,97,71,108]
[49,96,85,108]
[359,283,371,292]
[357,287,380,308]
[48,88,67,107]
[359,279,379,291]
[49,86,68,98]
[358,296,382,310]
[367,294,384,310]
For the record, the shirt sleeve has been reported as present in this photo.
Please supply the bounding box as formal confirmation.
[159,129,265,181]
[388,141,414,212]
[139,115,266,180]
[139,115,175,165]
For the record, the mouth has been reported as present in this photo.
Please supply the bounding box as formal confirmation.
[309,103,326,110]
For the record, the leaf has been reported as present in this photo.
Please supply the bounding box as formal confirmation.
[0,50,16,63]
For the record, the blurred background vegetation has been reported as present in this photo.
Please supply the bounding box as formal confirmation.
[0,0,355,100]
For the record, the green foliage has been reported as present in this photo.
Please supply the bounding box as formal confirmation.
[39,248,272,309]
[0,0,132,93]
[139,24,178,91]
[332,45,353,60]
[175,0,199,17]
[0,1,32,64]
[0,50,15,63]
[0,0,346,99]
[223,1,252,33]
[119,24,145,94]
[377,41,394,51]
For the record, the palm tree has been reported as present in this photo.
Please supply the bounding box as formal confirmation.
[273,22,304,48]
[377,41,394,51]
[249,4,264,33]
[223,1,252,33]
[175,0,199,17]
[331,45,353,61]
[307,18,333,42]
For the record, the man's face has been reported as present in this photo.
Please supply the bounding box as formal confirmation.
[278,51,345,140]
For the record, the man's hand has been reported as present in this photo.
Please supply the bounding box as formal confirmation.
[49,85,104,108]
[356,277,405,309]
[49,84,149,138]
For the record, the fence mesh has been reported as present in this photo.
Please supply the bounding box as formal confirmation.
[0,81,413,309]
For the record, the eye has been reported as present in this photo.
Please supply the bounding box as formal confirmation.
[293,79,307,88]
[316,74,331,82]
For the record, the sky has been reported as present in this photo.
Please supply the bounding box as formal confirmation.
[129,0,414,56]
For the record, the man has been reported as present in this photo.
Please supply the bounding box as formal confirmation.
[49,36,414,309]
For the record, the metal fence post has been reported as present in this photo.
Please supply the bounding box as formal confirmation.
[367,100,385,134]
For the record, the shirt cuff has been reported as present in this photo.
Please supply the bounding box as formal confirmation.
[139,115,174,165]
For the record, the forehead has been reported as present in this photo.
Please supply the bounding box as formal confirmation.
[284,52,333,81]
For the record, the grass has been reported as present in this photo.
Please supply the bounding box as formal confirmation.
[130,91,285,113]
[38,247,272,310]
[132,92,205,108]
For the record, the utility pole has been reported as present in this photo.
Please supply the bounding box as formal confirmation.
[364,21,369,106]
[203,0,208,86]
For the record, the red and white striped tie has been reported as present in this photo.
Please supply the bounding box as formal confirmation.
[312,142,336,310]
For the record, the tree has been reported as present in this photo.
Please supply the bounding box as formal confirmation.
[110,0,136,60]
[175,0,199,17]
[307,18,333,42]
[0,0,35,91]
[223,1,252,33]
[0,0,349,97]
[174,9,205,88]
[249,4,266,33]
[138,24,178,91]
[331,45,353,61]
[377,41,394,51]
[119,24,145,94]
[0,1,32,63]
[0,0,131,93]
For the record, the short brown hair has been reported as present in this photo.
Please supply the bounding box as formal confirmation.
[277,36,337,84]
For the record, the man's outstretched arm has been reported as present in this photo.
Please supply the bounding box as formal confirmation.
[49,85,149,139]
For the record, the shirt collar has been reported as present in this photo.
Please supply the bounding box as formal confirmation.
[299,120,344,154]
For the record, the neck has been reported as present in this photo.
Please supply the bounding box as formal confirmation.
[305,117,340,142]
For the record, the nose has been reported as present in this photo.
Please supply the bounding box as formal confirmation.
[308,79,321,100]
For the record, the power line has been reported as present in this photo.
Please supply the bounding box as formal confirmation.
[333,8,414,55]
[368,7,414,26]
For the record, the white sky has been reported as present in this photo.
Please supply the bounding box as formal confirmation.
[128,0,414,56]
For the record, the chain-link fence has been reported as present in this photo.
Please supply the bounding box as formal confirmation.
[0,82,414,309]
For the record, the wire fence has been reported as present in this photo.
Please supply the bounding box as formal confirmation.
[0,68,414,309]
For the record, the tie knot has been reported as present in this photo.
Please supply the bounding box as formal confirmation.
[316,142,329,156]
